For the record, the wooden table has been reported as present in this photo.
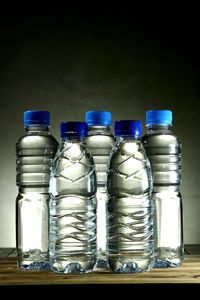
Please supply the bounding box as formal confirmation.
[0,246,200,285]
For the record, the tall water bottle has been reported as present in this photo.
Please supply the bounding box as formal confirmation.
[16,110,58,270]
[142,110,183,268]
[107,120,154,273]
[49,121,97,274]
[85,111,114,268]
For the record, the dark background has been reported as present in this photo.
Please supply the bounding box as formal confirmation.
[0,7,199,246]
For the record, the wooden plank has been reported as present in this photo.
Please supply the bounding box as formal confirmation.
[0,256,200,285]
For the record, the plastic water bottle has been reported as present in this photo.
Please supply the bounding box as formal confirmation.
[16,110,58,270]
[107,120,154,273]
[85,111,115,268]
[142,110,184,268]
[49,121,97,274]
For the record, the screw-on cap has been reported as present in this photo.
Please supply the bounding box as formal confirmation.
[85,110,112,126]
[60,122,88,138]
[114,120,142,137]
[146,110,172,125]
[24,110,50,125]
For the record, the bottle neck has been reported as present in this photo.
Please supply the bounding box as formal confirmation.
[19,187,49,193]
[25,125,50,132]
[146,124,172,134]
[88,125,112,135]
[61,136,86,142]
[116,135,141,142]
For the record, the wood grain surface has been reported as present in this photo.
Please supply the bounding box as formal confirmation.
[1,255,200,285]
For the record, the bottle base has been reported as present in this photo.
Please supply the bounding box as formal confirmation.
[95,258,109,269]
[108,255,153,273]
[153,256,184,268]
[17,249,50,270]
[153,247,184,268]
[153,259,182,268]
[18,261,50,270]
[49,255,96,274]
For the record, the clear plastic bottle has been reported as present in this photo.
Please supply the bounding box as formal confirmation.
[142,110,184,268]
[16,110,58,270]
[85,111,114,268]
[49,121,97,274]
[107,120,154,273]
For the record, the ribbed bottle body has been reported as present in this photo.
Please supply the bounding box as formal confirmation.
[16,125,58,270]
[49,140,97,273]
[86,125,114,267]
[107,138,154,272]
[142,127,183,267]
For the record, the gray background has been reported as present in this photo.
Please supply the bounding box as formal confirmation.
[0,9,199,246]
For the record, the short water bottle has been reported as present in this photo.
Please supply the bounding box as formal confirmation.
[49,121,97,274]
[142,110,184,268]
[107,120,154,273]
[85,111,114,268]
[16,110,58,270]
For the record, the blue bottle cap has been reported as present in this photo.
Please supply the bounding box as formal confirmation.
[60,122,88,138]
[114,120,142,137]
[85,110,112,126]
[146,110,172,125]
[24,110,50,125]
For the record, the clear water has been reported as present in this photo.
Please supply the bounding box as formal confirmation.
[49,140,97,274]
[16,126,58,270]
[86,126,114,268]
[107,139,154,272]
[142,127,184,267]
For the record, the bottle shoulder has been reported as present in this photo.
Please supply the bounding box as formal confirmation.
[56,141,94,162]
[110,140,148,161]
[142,132,181,148]
[86,135,115,147]
[107,139,153,196]
[16,133,58,148]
